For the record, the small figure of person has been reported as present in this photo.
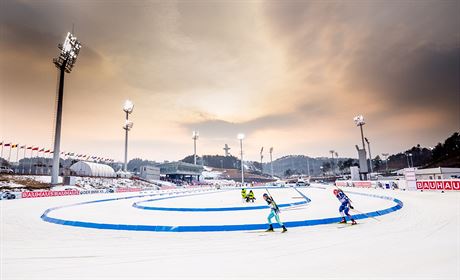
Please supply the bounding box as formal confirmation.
[241,188,247,201]
[262,193,287,232]
[246,190,255,203]
[333,188,357,225]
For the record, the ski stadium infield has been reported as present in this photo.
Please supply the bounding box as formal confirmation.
[1,184,459,280]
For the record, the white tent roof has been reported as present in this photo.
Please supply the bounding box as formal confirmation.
[70,161,116,177]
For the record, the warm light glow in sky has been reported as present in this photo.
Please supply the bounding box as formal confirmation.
[1,0,459,162]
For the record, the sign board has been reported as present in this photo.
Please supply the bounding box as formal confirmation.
[404,168,417,191]
[416,180,460,191]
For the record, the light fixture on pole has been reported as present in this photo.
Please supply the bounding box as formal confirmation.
[329,150,335,176]
[353,115,366,149]
[51,32,81,185]
[382,153,389,172]
[269,147,274,178]
[237,133,245,184]
[260,147,264,173]
[364,137,373,174]
[192,131,199,165]
[405,153,410,168]
[353,115,368,180]
[334,151,339,175]
[123,99,134,172]
[409,153,414,167]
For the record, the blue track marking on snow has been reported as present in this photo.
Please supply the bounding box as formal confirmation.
[132,189,311,211]
[40,189,403,232]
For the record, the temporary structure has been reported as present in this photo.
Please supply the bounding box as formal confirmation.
[70,161,116,177]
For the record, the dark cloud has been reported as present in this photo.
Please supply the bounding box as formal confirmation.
[264,0,460,131]
[347,44,459,113]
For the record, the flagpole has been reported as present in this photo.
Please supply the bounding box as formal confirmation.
[29,149,32,174]
[8,145,12,162]
[16,144,20,164]
[35,149,39,175]
[23,147,27,174]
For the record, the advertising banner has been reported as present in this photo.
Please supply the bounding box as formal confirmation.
[21,190,80,198]
[116,187,142,193]
[416,180,460,191]
[352,181,372,188]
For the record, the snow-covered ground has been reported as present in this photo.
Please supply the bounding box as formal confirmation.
[1,185,459,280]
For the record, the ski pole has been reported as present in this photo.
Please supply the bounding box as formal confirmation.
[265,188,280,212]
[351,208,381,222]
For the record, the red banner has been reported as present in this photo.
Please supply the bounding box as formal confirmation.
[352,181,372,188]
[335,181,348,187]
[21,190,80,198]
[416,180,460,191]
[116,187,142,193]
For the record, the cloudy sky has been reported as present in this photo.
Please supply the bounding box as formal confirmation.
[1,0,459,162]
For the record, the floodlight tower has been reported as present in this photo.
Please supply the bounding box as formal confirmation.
[51,32,81,185]
[260,147,264,173]
[353,115,366,149]
[329,150,335,175]
[382,153,389,172]
[364,137,373,174]
[335,151,339,175]
[123,100,134,171]
[354,115,368,180]
[237,133,245,184]
[192,131,199,165]
[269,147,274,177]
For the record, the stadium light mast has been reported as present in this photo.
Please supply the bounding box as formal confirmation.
[329,150,335,176]
[334,151,339,175]
[354,115,369,180]
[192,131,199,165]
[123,100,134,171]
[353,115,366,149]
[382,153,389,172]
[269,147,274,177]
[365,137,373,174]
[51,32,81,185]
[260,147,264,173]
[237,133,245,184]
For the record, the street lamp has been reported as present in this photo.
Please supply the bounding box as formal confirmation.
[237,133,245,184]
[353,115,366,149]
[269,147,274,178]
[260,147,264,173]
[382,153,389,173]
[409,153,414,167]
[405,153,410,168]
[354,115,368,180]
[329,150,335,176]
[364,137,373,174]
[334,151,339,175]
[51,32,81,185]
[192,131,199,165]
[123,99,134,171]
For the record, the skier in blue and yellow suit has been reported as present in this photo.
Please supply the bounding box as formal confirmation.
[263,193,287,232]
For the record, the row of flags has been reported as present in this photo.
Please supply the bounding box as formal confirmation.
[0,141,115,163]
